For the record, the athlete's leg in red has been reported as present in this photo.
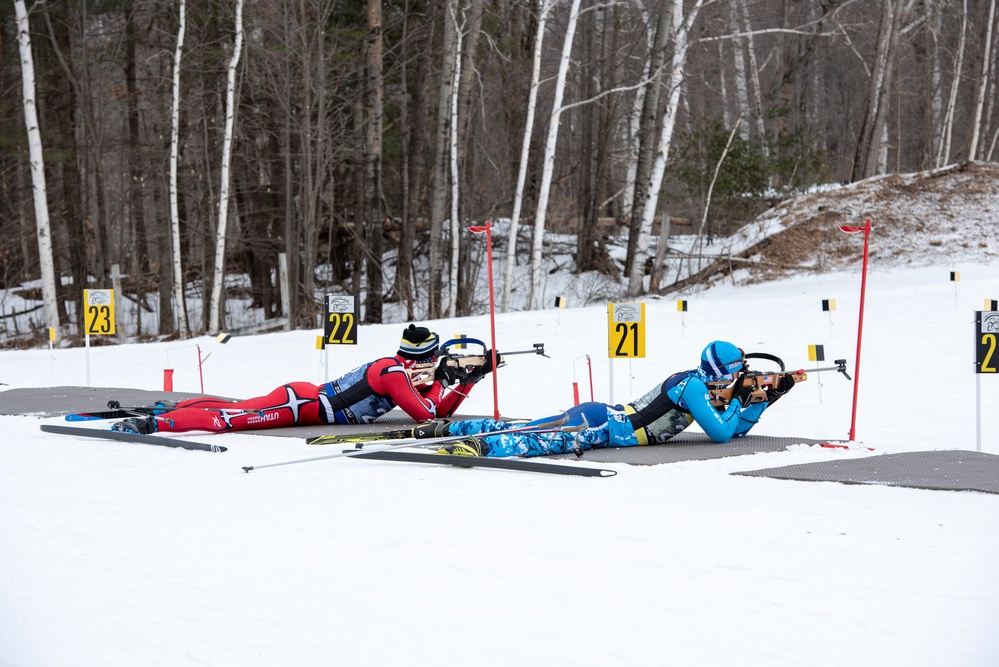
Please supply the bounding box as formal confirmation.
[157,382,323,433]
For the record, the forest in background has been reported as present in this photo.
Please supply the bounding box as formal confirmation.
[2,0,997,344]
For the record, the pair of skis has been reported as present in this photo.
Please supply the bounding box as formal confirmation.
[40,414,616,477]
[243,416,616,477]
[63,400,172,421]
[40,424,228,453]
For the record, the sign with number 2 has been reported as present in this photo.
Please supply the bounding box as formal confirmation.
[976,311,999,373]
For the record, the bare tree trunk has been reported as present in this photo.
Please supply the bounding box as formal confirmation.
[352,95,366,299]
[452,0,484,318]
[727,0,749,140]
[939,0,967,167]
[627,0,704,297]
[528,0,583,310]
[502,0,550,313]
[301,0,330,329]
[208,0,244,333]
[169,0,190,338]
[125,0,149,337]
[447,7,463,320]
[576,1,615,275]
[42,11,86,331]
[626,2,670,279]
[969,0,996,160]
[40,1,111,283]
[428,0,458,318]
[282,32,300,327]
[365,0,385,323]
[927,0,946,166]
[736,0,767,154]
[852,0,903,181]
[455,0,484,164]
[577,8,598,274]
[15,0,60,334]
[621,5,655,227]
[399,1,437,319]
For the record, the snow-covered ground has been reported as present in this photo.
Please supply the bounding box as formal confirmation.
[2,261,998,666]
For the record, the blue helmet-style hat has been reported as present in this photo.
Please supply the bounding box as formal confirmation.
[398,324,440,361]
[699,340,744,380]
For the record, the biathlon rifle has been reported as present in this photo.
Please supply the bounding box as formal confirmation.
[707,353,851,408]
[407,338,547,385]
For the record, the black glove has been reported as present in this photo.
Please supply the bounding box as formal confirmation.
[731,382,756,408]
[434,362,465,388]
[464,350,501,384]
[766,374,796,402]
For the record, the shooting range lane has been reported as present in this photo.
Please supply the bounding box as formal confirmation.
[550,433,841,464]
[0,386,231,417]
[734,451,999,495]
[11,386,999,494]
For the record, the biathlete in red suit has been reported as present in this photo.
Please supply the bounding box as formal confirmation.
[111,325,492,435]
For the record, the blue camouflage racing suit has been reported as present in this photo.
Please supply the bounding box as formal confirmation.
[447,369,772,458]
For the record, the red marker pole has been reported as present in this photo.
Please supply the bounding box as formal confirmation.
[839,219,872,441]
[468,222,500,419]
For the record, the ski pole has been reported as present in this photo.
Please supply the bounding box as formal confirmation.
[242,417,582,473]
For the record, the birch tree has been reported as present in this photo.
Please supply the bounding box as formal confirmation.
[625,3,671,279]
[852,0,904,181]
[968,0,996,160]
[208,0,244,334]
[427,0,459,318]
[365,0,385,323]
[527,0,583,310]
[938,0,967,167]
[620,3,655,228]
[736,0,766,154]
[501,0,551,313]
[169,0,190,338]
[626,0,705,297]
[15,0,60,335]
[447,7,463,319]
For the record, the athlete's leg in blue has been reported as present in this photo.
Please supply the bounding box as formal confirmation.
[445,403,629,457]
[446,418,513,437]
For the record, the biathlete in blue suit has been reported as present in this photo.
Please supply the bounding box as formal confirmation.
[423,341,795,458]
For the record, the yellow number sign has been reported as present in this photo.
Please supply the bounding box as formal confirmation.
[607,302,646,358]
[83,289,116,336]
[977,311,999,373]
[324,295,357,346]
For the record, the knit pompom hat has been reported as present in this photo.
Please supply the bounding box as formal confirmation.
[398,324,440,361]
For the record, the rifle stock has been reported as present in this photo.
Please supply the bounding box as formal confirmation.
[707,371,807,408]
[707,357,850,407]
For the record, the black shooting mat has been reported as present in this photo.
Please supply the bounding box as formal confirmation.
[733,450,999,495]
[549,433,837,464]
[0,386,230,416]
[8,387,842,464]
[245,412,843,461]
[15,386,999,493]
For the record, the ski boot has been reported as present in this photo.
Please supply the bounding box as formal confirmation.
[436,437,485,457]
[111,416,158,435]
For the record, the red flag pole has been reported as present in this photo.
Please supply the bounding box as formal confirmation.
[468,222,500,419]
[839,219,872,441]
